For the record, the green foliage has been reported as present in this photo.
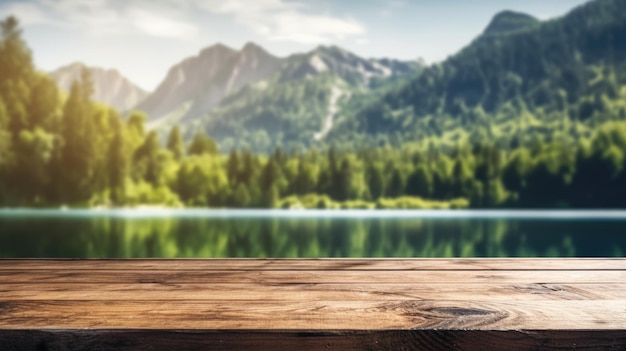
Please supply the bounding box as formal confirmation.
[261,185,280,208]
[196,74,337,152]
[0,99,12,176]
[133,131,163,186]
[28,73,59,129]
[166,125,184,160]
[187,132,218,156]
[107,118,128,204]
[260,159,281,192]
[278,194,374,210]
[336,158,361,200]
[126,111,147,157]
[59,73,97,201]
[376,197,469,209]
[177,155,228,206]
[12,128,55,203]
[366,164,385,200]
[124,181,181,207]
[231,183,252,207]
[292,158,319,195]
[502,148,532,192]
[407,166,433,198]
[386,167,405,198]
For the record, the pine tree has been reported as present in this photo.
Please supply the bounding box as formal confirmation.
[60,73,96,202]
[261,159,280,193]
[262,185,279,208]
[107,118,128,204]
[0,98,11,171]
[134,131,162,186]
[366,164,385,200]
[27,74,59,129]
[166,125,184,160]
[240,148,256,185]
[451,159,473,198]
[227,150,240,188]
[406,166,433,198]
[231,183,251,207]
[502,148,532,192]
[387,167,405,198]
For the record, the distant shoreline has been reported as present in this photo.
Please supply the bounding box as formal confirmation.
[1,208,626,220]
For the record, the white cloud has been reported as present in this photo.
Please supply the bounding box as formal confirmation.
[264,12,364,43]
[0,2,57,26]
[199,0,366,44]
[130,9,197,38]
[210,0,298,14]
[0,0,198,39]
[0,0,365,44]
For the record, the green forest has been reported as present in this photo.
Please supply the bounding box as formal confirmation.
[1,2,626,209]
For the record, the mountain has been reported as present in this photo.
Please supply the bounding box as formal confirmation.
[482,11,540,36]
[176,45,423,152]
[277,45,420,85]
[136,42,283,127]
[327,0,626,148]
[51,63,147,112]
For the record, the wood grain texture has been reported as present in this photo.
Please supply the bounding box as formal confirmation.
[1,259,625,350]
[2,283,625,301]
[3,258,626,270]
[1,299,626,330]
[2,269,626,284]
[2,330,626,351]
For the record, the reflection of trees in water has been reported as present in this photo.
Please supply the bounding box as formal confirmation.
[1,217,626,258]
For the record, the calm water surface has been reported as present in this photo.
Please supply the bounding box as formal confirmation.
[1,209,625,258]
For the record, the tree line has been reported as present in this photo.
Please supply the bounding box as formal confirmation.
[2,16,626,209]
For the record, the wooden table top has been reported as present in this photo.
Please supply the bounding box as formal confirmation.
[1,258,625,350]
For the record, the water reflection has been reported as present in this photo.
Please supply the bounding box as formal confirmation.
[0,211,625,258]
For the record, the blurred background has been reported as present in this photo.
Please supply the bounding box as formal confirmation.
[0,0,625,258]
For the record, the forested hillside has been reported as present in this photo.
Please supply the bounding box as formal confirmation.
[2,0,626,209]
[329,0,626,148]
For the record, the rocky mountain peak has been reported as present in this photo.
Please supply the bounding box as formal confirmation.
[51,62,147,112]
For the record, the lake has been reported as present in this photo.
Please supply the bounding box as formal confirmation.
[1,209,625,258]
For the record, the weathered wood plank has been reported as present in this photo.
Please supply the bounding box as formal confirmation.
[3,330,626,351]
[2,258,626,271]
[1,300,626,330]
[2,269,625,284]
[1,283,624,301]
[1,259,625,350]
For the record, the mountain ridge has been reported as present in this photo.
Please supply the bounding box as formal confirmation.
[277,45,420,85]
[166,43,423,151]
[134,41,423,147]
[50,62,147,112]
[136,42,283,127]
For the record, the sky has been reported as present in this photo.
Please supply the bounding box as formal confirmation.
[0,0,590,92]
